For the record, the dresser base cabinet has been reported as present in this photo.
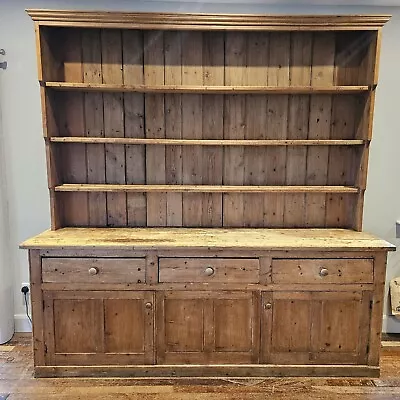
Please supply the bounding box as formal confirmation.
[21,228,394,378]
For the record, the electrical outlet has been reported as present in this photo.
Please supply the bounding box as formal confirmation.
[21,283,30,307]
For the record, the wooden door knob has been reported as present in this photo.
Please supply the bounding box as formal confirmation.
[319,268,329,277]
[88,267,99,275]
[265,303,272,310]
[204,267,215,276]
[145,302,152,309]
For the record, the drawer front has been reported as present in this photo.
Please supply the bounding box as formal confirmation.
[271,258,374,284]
[42,258,146,284]
[159,258,259,283]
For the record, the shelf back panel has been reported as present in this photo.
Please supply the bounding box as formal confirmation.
[33,18,383,230]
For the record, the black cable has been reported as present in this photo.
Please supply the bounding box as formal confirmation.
[23,292,32,325]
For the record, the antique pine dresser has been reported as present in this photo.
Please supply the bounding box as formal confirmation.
[21,10,395,377]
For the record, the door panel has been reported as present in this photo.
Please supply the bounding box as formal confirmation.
[262,291,371,365]
[164,299,204,352]
[214,298,253,352]
[158,291,259,364]
[104,299,145,353]
[53,299,102,353]
[44,291,154,365]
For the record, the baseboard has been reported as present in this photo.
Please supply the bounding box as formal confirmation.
[382,315,400,333]
[14,314,32,333]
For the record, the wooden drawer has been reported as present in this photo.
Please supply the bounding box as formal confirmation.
[159,258,259,283]
[42,258,146,284]
[271,258,374,284]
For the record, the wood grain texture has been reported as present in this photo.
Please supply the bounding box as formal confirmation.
[144,30,167,226]
[82,28,107,227]
[284,32,312,228]
[42,257,146,283]
[102,29,127,226]
[20,227,395,251]
[271,258,374,284]
[27,10,391,30]
[159,258,259,283]
[59,29,88,227]
[123,29,147,227]
[164,31,183,227]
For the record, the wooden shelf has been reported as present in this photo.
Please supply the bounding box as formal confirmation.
[49,137,366,146]
[54,184,360,194]
[43,82,372,94]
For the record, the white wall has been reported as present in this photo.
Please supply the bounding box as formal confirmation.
[0,0,399,332]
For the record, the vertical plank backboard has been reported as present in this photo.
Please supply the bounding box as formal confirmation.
[202,32,224,226]
[60,29,88,226]
[144,31,167,226]
[182,32,203,226]
[164,31,183,226]
[223,32,246,227]
[244,32,269,227]
[102,29,127,226]
[264,32,290,227]
[123,30,147,227]
[82,29,107,227]
[306,32,335,227]
[284,32,312,227]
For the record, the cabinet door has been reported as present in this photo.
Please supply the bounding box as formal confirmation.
[43,291,154,365]
[157,291,260,364]
[261,291,371,364]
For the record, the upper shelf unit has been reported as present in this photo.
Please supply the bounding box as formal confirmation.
[30,11,388,230]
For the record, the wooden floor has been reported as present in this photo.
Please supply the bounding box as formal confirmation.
[1,334,400,399]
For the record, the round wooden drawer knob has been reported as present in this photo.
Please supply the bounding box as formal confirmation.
[145,302,152,309]
[88,267,99,276]
[265,303,272,310]
[319,268,329,277]
[204,267,215,276]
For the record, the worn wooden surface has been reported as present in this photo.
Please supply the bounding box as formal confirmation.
[2,334,400,399]
[20,228,395,251]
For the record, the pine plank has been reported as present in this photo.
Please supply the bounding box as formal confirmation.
[264,32,290,227]
[82,28,107,227]
[284,32,312,228]
[201,32,224,226]
[45,81,371,94]
[101,29,127,226]
[244,32,269,227]
[306,32,336,227]
[55,184,359,193]
[164,31,183,226]
[182,31,203,226]
[59,29,88,227]
[123,30,147,227]
[144,31,167,226]
[20,227,395,252]
[223,32,247,227]
[50,137,366,146]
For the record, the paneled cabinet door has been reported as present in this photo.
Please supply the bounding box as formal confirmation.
[157,291,260,364]
[43,291,155,365]
[261,291,372,365]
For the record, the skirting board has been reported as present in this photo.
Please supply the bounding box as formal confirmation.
[14,314,32,333]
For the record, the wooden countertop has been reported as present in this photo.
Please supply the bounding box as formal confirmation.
[20,228,395,252]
